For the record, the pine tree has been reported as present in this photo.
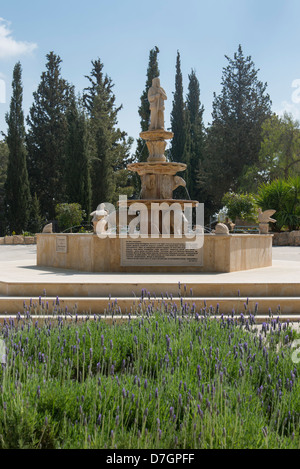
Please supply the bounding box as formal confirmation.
[4,62,31,234]
[83,58,133,209]
[170,51,187,164]
[26,52,72,219]
[136,47,160,163]
[186,69,205,201]
[65,94,92,218]
[205,44,272,212]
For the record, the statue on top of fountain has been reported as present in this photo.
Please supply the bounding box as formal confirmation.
[148,77,167,130]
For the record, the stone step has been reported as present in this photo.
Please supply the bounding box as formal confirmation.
[0,296,300,318]
[1,280,300,299]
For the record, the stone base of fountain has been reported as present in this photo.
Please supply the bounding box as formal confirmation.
[36,232,273,273]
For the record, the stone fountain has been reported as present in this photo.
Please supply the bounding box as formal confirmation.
[122,76,198,236]
[36,76,273,273]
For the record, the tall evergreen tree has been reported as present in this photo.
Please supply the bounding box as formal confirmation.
[4,62,31,233]
[83,58,133,209]
[65,94,92,218]
[205,44,272,213]
[186,69,205,201]
[26,52,72,219]
[0,140,8,235]
[170,51,187,164]
[136,47,160,163]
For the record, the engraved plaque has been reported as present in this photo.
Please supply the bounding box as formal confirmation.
[56,236,68,253]
[121,237,203,267]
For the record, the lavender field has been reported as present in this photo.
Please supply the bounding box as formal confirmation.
[0,295,299,449]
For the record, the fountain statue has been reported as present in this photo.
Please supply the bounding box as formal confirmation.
[120,77,198,235]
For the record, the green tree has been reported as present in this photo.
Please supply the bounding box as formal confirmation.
[83,58,133,209]
[205,45,272,213]
[185,69,205,201]
[65,94,92,218]
[26,52,72,219]
[0,140,9,235]
[136,47,160,163]
[4,62,31,234]
[170,51,187,164]
[258,112,300,180]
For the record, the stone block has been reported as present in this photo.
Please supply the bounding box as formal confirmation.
[272,232,290,246]
[24,236,36,244]
[4,236,14,245]
[13,235,25,245]
[0,238,4,245]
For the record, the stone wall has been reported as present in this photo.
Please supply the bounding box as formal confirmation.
[0,235,37,245]
[272,231,300,246]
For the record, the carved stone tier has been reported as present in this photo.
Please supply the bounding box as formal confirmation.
[127,162,187,200]
[118,199,199,208]
[118,199,199,235]
[140,129,174,162]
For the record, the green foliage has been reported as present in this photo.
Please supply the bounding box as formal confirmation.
[83,58,133,208]
[222,192,258,222]
[0,140,8,189]
[55,203,85,232]
[205,44,272,214]
[258,112,300,181]
[4,62,31,234]
[0,140,9,235]
[185,69,205,202]
[170,51,187,164]
[136,47,160,164]
[26,52,72,219]
[27,192,43,233]
[65,95,92,217]
[256,177,300,231]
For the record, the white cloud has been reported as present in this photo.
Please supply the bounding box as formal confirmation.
[275,100,300,121]
[0,18,37,59]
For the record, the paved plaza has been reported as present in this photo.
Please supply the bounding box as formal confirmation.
[0,244,300,284]
[0,245,300,321]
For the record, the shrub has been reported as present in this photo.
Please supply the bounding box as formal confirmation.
[221,192,257,222]
[256,177,300,231]
[55,203,86,232]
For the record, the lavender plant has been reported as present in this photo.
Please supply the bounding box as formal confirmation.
[0,298,299,449]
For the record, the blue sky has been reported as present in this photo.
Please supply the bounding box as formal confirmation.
[1,0,300,150]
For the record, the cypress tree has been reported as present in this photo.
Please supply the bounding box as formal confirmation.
[186,69,205,201]
[0,140,8,235]
[170,51,186,164]
[65,94,92,218]
[26,52,72,219]
[4,62,31,234]
[136,47,160,163]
